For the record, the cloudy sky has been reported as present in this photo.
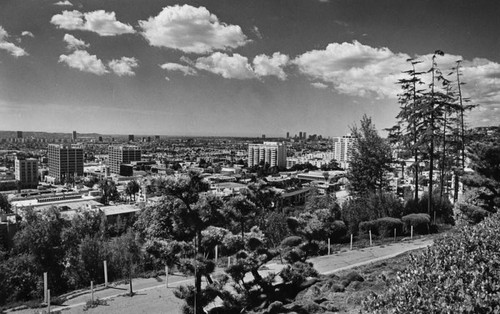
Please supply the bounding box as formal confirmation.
[1,0,500,137]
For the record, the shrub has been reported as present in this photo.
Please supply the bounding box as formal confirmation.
[404,192,454,225]
[363,213,500,313]
[455,202,490,224]
[401,213,430,234]
[343,193,404,235]
[281,236,303,248]
[359,217,403,238]
[83,298,108,311]
[327,220,348,242]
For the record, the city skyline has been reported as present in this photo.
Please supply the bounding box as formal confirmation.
[1,0,500,137]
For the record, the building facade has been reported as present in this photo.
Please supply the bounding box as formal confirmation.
[108,145,141,175]
[248,142,287,169]
[47,144,84,183]
[15,157,38,188]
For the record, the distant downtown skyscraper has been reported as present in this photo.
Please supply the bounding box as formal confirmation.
[72,131,77,142]
[248,142,287,169]
[128,134,135,142]
[108,145,141,175]
[47,143,84,183]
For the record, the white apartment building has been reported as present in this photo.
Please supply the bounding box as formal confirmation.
[333,134,356,165]
[248,142,287,168]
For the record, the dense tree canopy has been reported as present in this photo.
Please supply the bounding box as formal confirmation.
[348,115,393,195]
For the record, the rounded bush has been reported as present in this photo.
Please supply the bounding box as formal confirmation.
[402,213,430,234]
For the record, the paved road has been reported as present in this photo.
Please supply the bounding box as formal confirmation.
[12,237,433,314]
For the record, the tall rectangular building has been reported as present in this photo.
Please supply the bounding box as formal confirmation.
[248,142,287,169]
[128,134,135,142]
[15,157,38,188]
[333,134,356,166]
[48,144,84,183]
[72,131,77,142]
[108,145,141,175]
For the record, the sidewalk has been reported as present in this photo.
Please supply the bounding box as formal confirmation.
[11,237,433,314]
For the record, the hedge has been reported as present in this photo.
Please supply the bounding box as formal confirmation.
[359,217,403,238]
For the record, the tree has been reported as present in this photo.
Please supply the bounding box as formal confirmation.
[461,128,500,217]
[305,187,341,219]
[107,229,142,295]
[137,171,225,313]
[348,115,393,195]
[13,207,69,295]
[125,180,141,202]
[0,193,11,214]
[387,58,426,201]
[99,179,120,205]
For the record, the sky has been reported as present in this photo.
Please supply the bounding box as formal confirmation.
[1,0,500,137]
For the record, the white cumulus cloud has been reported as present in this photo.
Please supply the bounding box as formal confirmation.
[294,41,409,98]
[311,82,328,89]
[139,5,248,54]
[63,33,89,50]
[21,31,34,38]
[294,40,500,126]
[108,57,139,76]
[253,52,289,80]
[0,26,28,57]
[54,0,73,6]
[195,52,256,79]
[51,10,135,36]
[59,50,108,75]
[160,63,197,76]
[193,52,292,80]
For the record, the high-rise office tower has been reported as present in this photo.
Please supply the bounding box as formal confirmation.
[299,132,303,139]
[15,156,38,188]
[286,132,289,139]
[72,131,77,142]
[128,134,134,142]
[248,142,287,169]
[108,145,141,175]
[48,144,84,183]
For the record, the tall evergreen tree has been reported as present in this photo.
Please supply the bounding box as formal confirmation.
[348,115,393,195]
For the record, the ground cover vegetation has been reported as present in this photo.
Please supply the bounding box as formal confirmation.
[363,212,500,313]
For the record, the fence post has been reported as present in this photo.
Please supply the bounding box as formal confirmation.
[103,260,108,288]
[43,272,48,303]
[47,289,51,313]
[165,265,169,288]
[350,234,353,250]
[215,245,218,263]
[394,228,397,242]
[91,281,94,303]
[327,238,331,255]
[228,256,231,267]
[411,225,414,239]
[369,230,372,246]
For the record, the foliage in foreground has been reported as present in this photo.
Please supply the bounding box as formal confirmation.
[363,213,500,313]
